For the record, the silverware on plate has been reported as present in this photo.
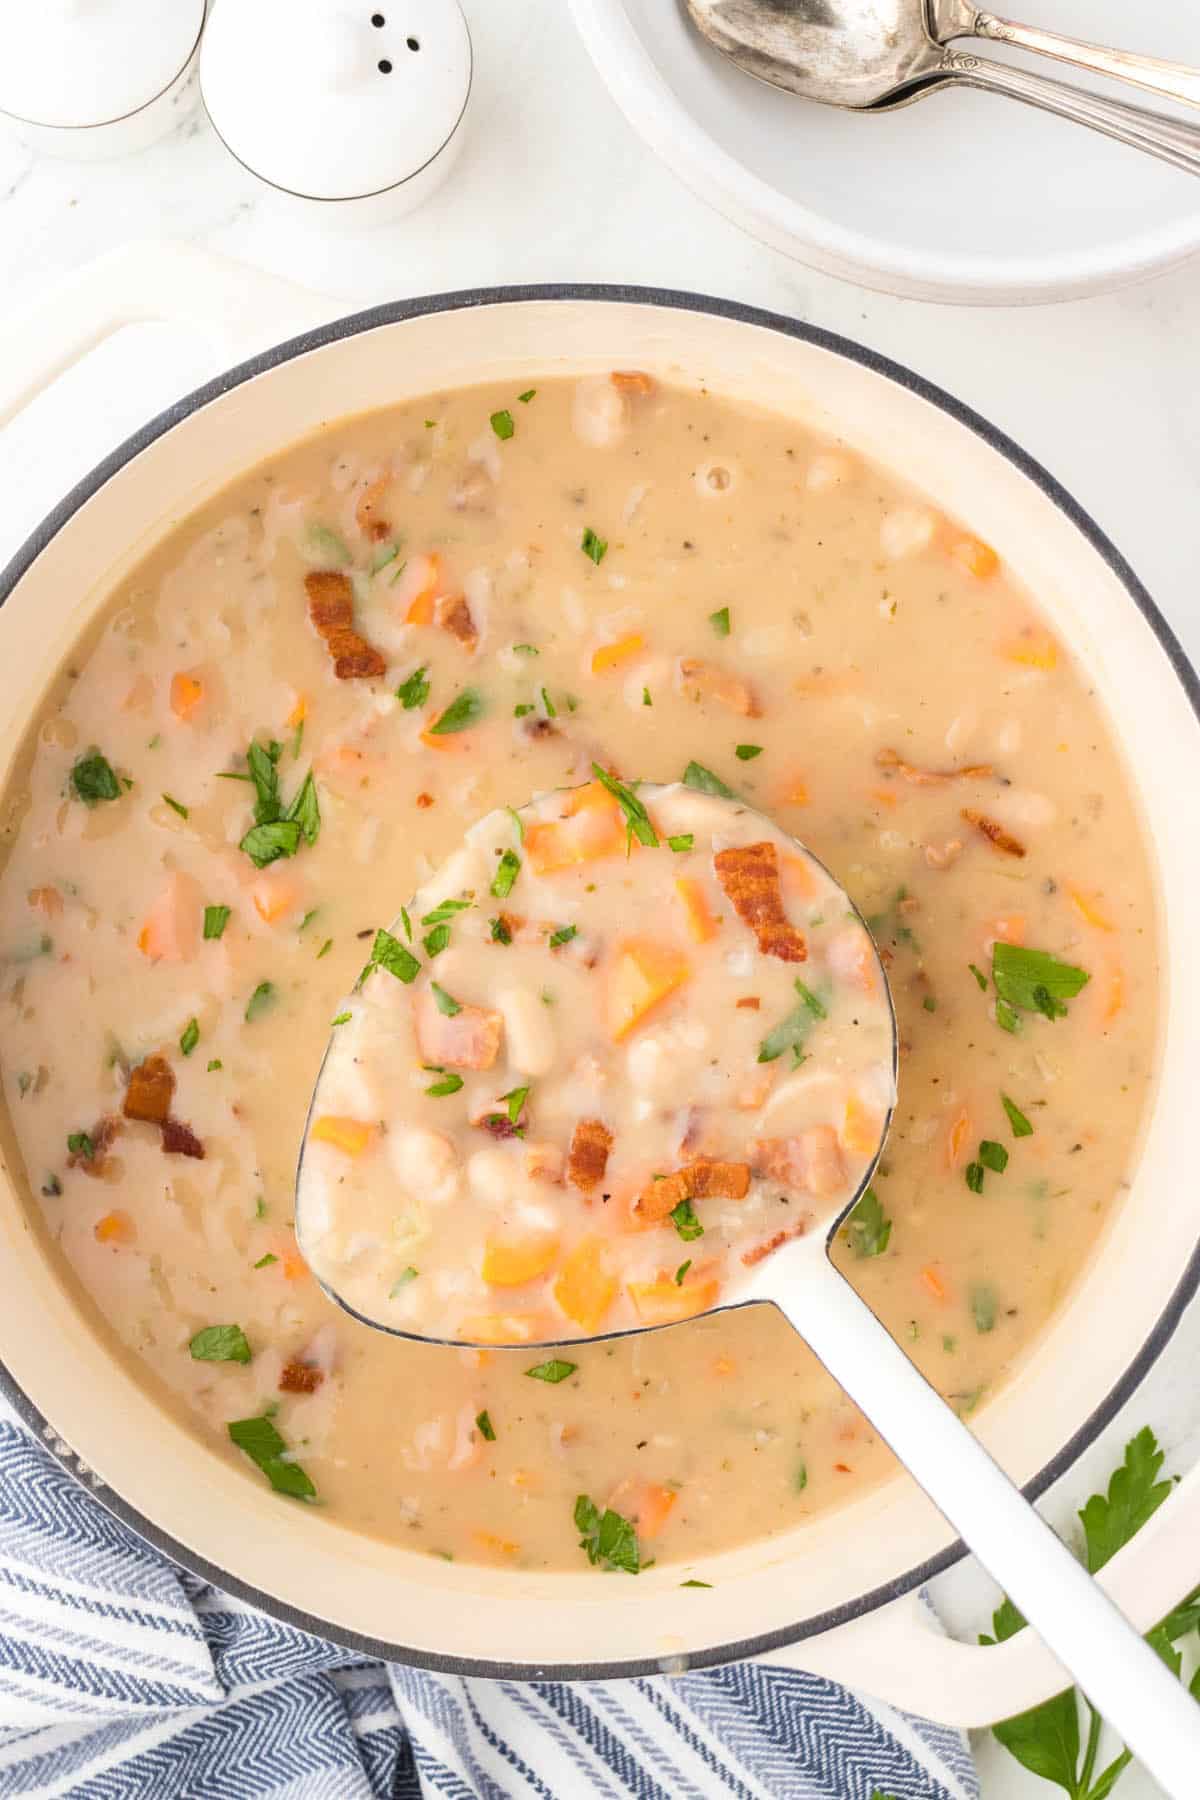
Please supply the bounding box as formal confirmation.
[684,0,1200,176]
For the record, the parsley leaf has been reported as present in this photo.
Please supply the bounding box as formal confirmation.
[239,819,302,868]
[526,1360,576,1384]
[424,1068,464,1097]
[518,388,536,404]
[491,849,521,898]
[227,1414,316,1499]
[1080,1426,1173,1574]
[735,744,762,761]
[365,928,420,984]
[180,1018,200,1057]
[475,1409,496,1442]
[490,409,515,440]
[979,1139,1009,1173]
[71,750,121,806]
[162,793,189,819]
[1002,1092,1035,1138]
[397,665,430,710]
[993,942,1090,1021]
[970,1283,998,1333]
[670,1199,704,1241]
[285,771,321,846]
[489,916,512,944]
[682,760,734,799]
[590,763,658,847]
[581,527,607,565]
[709,606,731,637]
[306,523,351,566]
[203,904,231,940]
[846,1186,891,1258]
[244,981,275,1022]
[428,687,484,735]
[423,924,450,958]
[758,979,827,1065]
[667,833,693,852]
[190,1324,250,1364]
[430,982,461,1016]
[575,1493,640,1573]
[968,961,988,991]
[67,1130,94,1160]
[965,1160,985,1194]
[421,899,471,928]
[549,924,578,948]
[674,1260,692,1286]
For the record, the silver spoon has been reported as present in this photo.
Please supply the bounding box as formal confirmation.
[932,2,1200,111]
[297,787,1200,1792]
[685,0,1200,178]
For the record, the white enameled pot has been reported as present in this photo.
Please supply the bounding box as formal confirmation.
[0,243,1198,1726]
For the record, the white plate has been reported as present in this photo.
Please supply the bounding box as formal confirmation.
[569,0,1200,304]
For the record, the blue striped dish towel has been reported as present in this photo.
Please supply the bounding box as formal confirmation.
[0,1401,977,1799]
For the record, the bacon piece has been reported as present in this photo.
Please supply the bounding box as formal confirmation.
[678,658,759,717]
[961,808,1026,858]
[713,841,807,963]
[742,1222,808,1267]
[567,1118,613,1193]
[355,474,391,541]
[435,591,478,651]
[123,1054,175,1125]
[68,1115,122,1177]
[635,1158,751,1225]
[161,1117,205,1159]
[415,989,503,1071]
[752,1127,845,1197]
[279,1359,324,1394]
[611,370,655,396]
[875,747,993,786]
[736,996,761,1010]
[304,571,386,681]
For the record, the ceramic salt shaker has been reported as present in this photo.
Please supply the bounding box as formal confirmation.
[0,0,204,160]
[201,0,472,228]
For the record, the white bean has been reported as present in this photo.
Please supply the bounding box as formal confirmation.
[497,986,558,1075]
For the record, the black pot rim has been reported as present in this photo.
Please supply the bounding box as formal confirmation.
[2,281,1197,1682]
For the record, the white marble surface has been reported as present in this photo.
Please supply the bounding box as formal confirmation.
[1,3,1198,1793]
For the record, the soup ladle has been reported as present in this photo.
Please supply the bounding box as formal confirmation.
[296,789,1200,1793]
[683,0,1200,178]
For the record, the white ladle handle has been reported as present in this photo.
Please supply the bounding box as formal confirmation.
[775,1258,1200,1796]
[938,52,1200,178]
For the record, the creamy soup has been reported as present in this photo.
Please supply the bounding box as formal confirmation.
[300,784,896,1337]
[0,373,1157,1575]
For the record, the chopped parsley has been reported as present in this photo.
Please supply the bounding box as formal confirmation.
[979,1139,1009,1174]
[189,1324,251,1364]
[423,924,450,958]
[491,849,521,898]
[674,1260,692,1286]
[499,1085,529,1124]
[430,982,462,1016]
[681,1578,712,1588]
[995,998,1020,1034]
[581,527,608,565]
[179,1018,200,1057]
[253,1252,278,1269]
[399,907,412,941]
[970,1284,998,1333]
[590,763,658,847]
[489,916,513,944]
[306,523,351,565]
[286,771,321,846]
[490,409,515,440]
[518,388,537,404]
[922,995,937,1013]
[475,1410,496,1442]
[424,1068,464,1097]
[965,1161,985,1195]
[642,687,652,707]
[968,962,988,991]
[421,898,471,928]
[682,760,734,799]
[428,687,484,735]
[396,665,430,710]
[513,643,539,656]
[525,1360,577,1384]
[548,924,578,948]
[330,1011,351,1027]
[709,606,731,638]
[992,942,1089,1021]
[514,703,534,717]
[391,1267,419,1295]
[758,979,827,1066]
[203,904,231,940]
[667,834,694,853]
[1001,1093,1034,1138]
[67,1131,94,1161]
[575,1494,640,1574]
[365,927,420,984]
[162,794,189,819]
[670,1199,704,1241]
[227,1414,316,1499]
[244,981,275,1023]
[207,1059,222,1072]
[735,744,762,761]
[316,938,333,960]
[240,819,302,867]
[539,686,557,719]
[846,1186,892,1258]
[371,542,401,575]
[70,750,121,806]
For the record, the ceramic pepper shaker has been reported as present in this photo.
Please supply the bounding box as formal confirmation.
[201,0,473,228]
[0,0,204,160]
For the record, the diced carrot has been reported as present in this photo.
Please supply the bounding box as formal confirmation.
[842,1094,882,1157]
[458,1313,550,1345]
[678,658,759,716]
[780,776,809,807]
[481,1235,560,1287]
[285,692,307,729]
[674,877,718,944]
[711,1356,736,1377]
[944,1107,972,1171]
[998,628,1058,671]
[920,1264,949,1302]
[987,914,1026,949]
[137,872,200,963]
[611,370,655,395]
[779,852,816,902]
[947,534,1000,580]
[827,926,877,993]
[609,1478,677,1539]
[553,1236,617,1332]
[608,938,691,1041]
[169,672,205,721]
[252,866,301,925]
[395,552,444,624]
[94,1210,136,1246]
[735,1067,776,1111]
[526,787,626,875]
[27,885,62,918]
[471,1530,519,1558]
[281,1245,308,1281]
[591,632,645,674]
[871,788,900,810]
[1067,885,1115,932]
[628,1270,720,1326]
[310,1115,376,1157]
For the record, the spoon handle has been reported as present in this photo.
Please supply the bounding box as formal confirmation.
[770,1256,1200,1795]
[968,12,1200,112]
[939,50,1200,178]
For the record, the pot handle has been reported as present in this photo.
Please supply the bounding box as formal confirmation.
[0,240,338,429]
[760,1456,1200,1728]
